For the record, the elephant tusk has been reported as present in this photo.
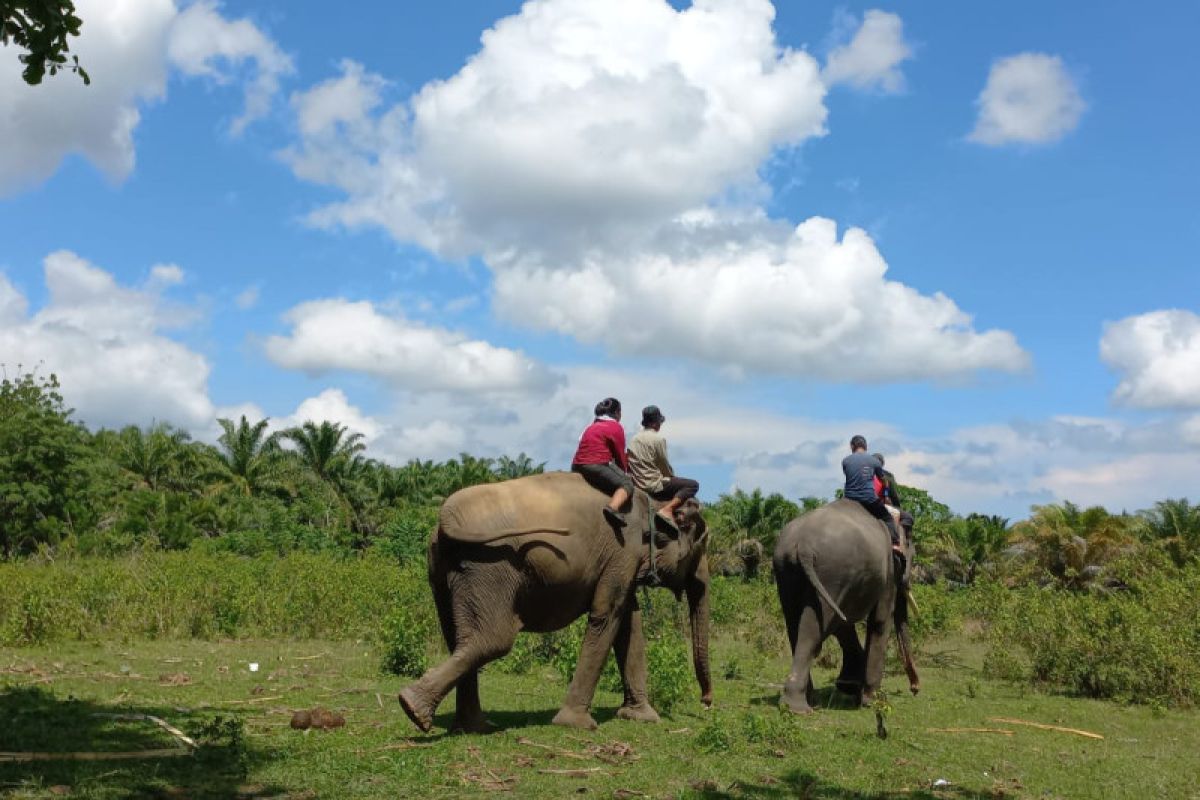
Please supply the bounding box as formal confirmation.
[906,589,920,617]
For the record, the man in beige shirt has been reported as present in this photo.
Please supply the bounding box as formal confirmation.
[627,405,700,526]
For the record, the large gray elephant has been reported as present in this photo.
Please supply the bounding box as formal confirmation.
[398,472,712,733]
[772,498,919,714]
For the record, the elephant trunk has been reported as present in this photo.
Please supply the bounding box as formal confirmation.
[893,589,920,695]
[685,560,713,707]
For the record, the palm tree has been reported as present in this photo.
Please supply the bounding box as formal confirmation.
[1011,502,1136,589]
[1135,498,1200,566]
[930,513,1011,583]
[495,453,546,480]
[114,423,197,493]
[205,415,284,498]
[283,420,366,483]
[282,420,369,538]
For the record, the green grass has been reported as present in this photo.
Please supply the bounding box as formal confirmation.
[2,633,1196,799]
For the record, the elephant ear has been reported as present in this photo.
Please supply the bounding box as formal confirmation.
[678,499,707,544]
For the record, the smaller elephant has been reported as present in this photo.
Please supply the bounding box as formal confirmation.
[772,499,919,714]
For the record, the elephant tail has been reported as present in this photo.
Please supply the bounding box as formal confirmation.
[798,555,848,622]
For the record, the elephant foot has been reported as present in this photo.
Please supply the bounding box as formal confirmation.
[861,688,878,708]
[398,687,433,733]
[451,713,498,735]
[780,689,814,716]
[616,702,660,724]
[552,706,599,731]
[835,678,862,696]
[700,691,713,709]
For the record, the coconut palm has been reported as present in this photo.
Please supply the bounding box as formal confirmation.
[495,453,546,480]
[1011,502,1136,589]
[282,420,366,484]
[114,423,197,493]
[205,415,284,498]
[1135,498,1200,566]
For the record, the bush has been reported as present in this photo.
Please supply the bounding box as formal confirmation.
[977,563,1200,706]
[647,632,691,714]
[380,604,437,678]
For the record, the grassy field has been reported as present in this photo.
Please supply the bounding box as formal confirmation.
[1,632,1196,800]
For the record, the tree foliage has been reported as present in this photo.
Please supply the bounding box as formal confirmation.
[0,372,93,555]
[1,0,89,85]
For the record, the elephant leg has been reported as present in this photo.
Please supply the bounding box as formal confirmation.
[554,585,628,730]
[777,573,802,656]
[613,598,659,723]
[834,624,866,697]
[781,603,823,715]
[862,600,893,707]
[399,584,518,734]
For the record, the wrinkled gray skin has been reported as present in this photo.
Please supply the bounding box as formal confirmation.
[772,499,919,714]
[398,472,712,733]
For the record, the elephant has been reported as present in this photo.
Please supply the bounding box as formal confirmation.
[397,471,712,734]
[772,498,919,714]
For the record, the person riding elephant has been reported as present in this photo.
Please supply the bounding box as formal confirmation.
[398,471,712,734]
[773,499,919,715]
[572,397,634,528]
[842,435,901,554]
[873,452,914,538]
[627,405,699,530]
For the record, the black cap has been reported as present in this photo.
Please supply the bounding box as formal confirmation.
[641,405,665,426]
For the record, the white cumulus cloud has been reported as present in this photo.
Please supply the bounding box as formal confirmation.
[822,10,912,93]
[969,53,1085,146]
[493,215,1029,380]
[282,0,828,257]
[1101,309,1200,409]
[263,298,560,393]
[0,0,289,195]
[0,251,216,429]
[167,0,294,135]
[282,0,1024,383]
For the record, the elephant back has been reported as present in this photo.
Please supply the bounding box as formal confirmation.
[438,472,606,545]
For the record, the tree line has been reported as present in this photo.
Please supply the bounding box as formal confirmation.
[3,369,1197,587]
[0,371,543,557]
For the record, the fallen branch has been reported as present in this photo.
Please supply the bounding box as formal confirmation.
[988,717,1104,740]
[219,695,284,705]
[927,727,1014,736]
[0,749,190,763]
[372,741,435,752]
[292,653,328,661]
[537,767,605,777]
[91,713,198,749]
[516,737,590,760]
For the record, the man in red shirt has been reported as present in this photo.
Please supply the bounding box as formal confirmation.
[571,397,634,527]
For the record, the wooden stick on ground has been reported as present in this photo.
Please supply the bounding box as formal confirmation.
[0,749,190,763]
[537,767,605,777]
[927,727,1014,736]
[988,717,1104,740]
[516,737,591,760]
[91,713,198,749]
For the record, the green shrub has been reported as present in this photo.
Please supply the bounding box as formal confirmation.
[647,632,691,714]
[380,604,435,678]
[978,564,1200,706]
[696,718,733,753]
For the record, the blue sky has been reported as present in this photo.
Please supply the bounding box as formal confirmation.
[2,0,1198,518]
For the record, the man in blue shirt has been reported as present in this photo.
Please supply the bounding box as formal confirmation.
[842,435,901,552]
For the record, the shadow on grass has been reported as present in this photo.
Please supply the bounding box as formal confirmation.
[747,687,863,712]
[422,703,624,736]
[0,685,290,798]
[684,768,1001,799]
